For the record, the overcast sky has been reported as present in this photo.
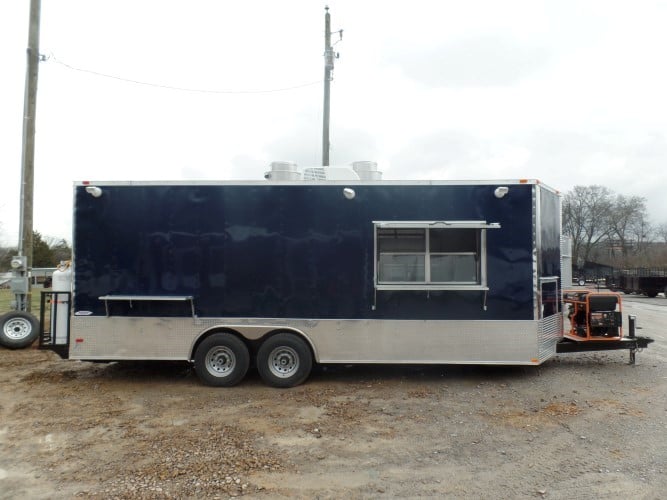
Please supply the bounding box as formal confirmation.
[1,0,667,246]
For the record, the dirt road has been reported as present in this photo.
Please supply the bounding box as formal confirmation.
[1,300,665,499]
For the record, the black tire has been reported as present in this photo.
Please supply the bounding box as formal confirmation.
[193,333,249,387]
[646,291,658,298]
[256,333,313,388]
[0,311,40,349]
[578,279,586,286]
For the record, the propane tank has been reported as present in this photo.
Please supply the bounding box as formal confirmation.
[51,261,73,345]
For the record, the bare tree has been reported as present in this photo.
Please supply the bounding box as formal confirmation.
[0,247,12,270]
[606,194,648,265]
[655,223,667,244]
[0,220,13,270]
[630,217,652,266]
[562,185,613,266]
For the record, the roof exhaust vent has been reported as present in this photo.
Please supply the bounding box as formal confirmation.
[351,161,382,181]
[264,161,301,181]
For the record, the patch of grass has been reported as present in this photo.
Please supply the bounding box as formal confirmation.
[0,288,46,316]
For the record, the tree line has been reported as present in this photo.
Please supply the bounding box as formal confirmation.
[0,231,72,270]
[563,185,666,269]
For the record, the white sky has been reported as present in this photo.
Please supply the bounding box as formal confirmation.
[1,0,667,246]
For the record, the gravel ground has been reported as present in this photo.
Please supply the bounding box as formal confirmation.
[0,297,665,499]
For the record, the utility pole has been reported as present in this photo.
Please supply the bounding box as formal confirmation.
[13,0,42,312]
[322,6,341,167]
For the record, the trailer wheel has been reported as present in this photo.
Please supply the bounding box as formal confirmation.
[193,333,249,387]
[0,312,39,349]
[257,333,313,388]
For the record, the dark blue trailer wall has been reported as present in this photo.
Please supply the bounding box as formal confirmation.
[73,182,558,322]
[538,186,562,278]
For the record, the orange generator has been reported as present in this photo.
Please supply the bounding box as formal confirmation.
[563,290,623,341]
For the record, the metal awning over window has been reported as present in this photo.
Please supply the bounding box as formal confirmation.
[373,220,501,230]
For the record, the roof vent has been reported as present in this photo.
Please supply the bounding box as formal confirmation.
[351,161,382,181]
[264,161,301,181]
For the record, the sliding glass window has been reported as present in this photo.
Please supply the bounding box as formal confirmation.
[374,221,499,290]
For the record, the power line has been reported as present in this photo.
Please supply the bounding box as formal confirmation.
[47,55,322,94]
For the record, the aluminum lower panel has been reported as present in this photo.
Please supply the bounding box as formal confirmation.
[538,313,563,362]
[69,316,559,365]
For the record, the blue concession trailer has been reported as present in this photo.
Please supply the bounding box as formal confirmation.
[41,178,565,387]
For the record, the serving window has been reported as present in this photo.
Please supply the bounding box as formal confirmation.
[374,221,499,291]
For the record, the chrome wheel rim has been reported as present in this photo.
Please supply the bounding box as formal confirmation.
[268,346,299,378]
[205,346,236,377]
[4,318,32,340]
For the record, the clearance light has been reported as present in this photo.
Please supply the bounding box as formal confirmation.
[343,187,356,200]
[85,186,103,198]
[494,186,509,199]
